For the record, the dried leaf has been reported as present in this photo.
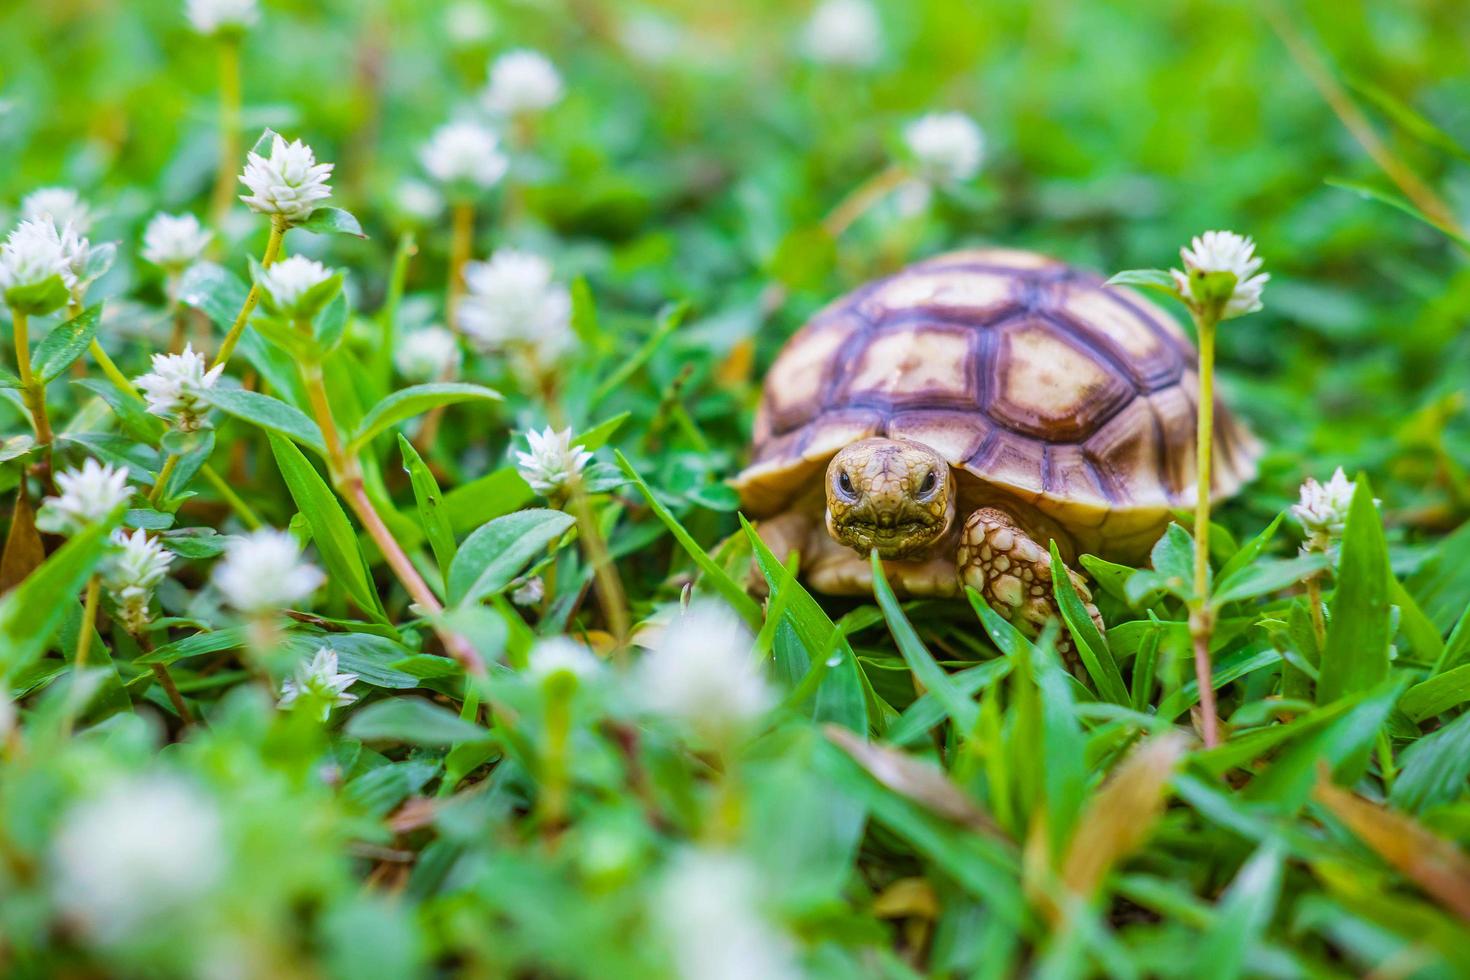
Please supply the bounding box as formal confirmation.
[871,877,939,919]
[0,490,45,593]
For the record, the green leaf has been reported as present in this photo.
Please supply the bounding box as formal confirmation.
[1212,554,1328,606]
[1149,523,1199,600]
[588,301,688,408]
[178,261,250,330]
[299,206,367,238]
[1318,476,1391,704]
[347,383,502,455]
[870,553,981,732]
[397,434,457,587]
[1346,76,1470,163]
[268,434,387,622]
[1049,541,1129,704]
[32,305,100,382]
[0,364,21,390]
[1196,843,1284,980]
[447,509,575,607]
[1215,512,1285,585]
[0,516,115,679]
[1390,711,1470,813]
[1326,177,1470,247]
[1399,663,1470,722]
[205,386,326,456]
[1104,268,1181,298]
[966,588,1034,658]
[345,697,488,745]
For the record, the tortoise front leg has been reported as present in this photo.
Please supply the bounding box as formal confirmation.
[957,507,1104,672]
[747,511,815,596]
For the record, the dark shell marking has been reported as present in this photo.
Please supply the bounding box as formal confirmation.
[735,249,1262,560]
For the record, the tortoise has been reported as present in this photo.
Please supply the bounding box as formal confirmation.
[732,248,1261,638]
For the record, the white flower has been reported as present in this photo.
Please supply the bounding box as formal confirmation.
[420,121,509,193]
[526,637,601,686]
[444,1,495,47]
[619,13,684,65]
[257,254,337,319]
[238,135,334,223]
[39,460,131,534]
[510,575,544,607]
[802,0,882,68]
[142,212,213,271]
[134,343,224,431]
[103,528,174,633]
[212,528,325,614]
[186,0,259,35]
[516,426,592,496]
[482,50,564,115]
[21,187,93,234]
[1292,467,1363,558]
[457,248,573,357]
[0,218,70,294]
[904,112,985,185]
[278,648,359,720]
[654,849,800,980]
[52,773,224,942]
[1170,230,1269,320]
[56,221,112,299]
[394,326,461,382]
[394,179,444,223]
[637,600,774,742]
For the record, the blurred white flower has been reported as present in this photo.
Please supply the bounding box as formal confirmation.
[39,459,131,535]
[238,135,334,224]
[213,528,325,615]
[655,849,800,980]
[134,343,224,431]
[516,426,592,496]
[637,600,774,742]
[510,575,544,607]
[802,0,882,68]
[526,637,601,685]
[892,178,933,218]
[394,325,461,382]
[619,12,684,66]
[457,248,573,357]
[278,648,359,720]
[0,218,70,295]
[52,773,224,942]
[904,112,985,185]
[444,1,495,47]
[21,186,93,234]
[420,121,509,192]
[142,212,213,271]
[186,0,259,35]
[56,220,112,300]
[103,528,174,633]
[257,254,337,319]
[1292,467,1366,558]
[1170,230,1269,320]
[482,49,563,115]
[394,179,444,223]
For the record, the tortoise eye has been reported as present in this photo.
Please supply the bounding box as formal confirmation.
[837,471,856,497]
[918,470,937,497]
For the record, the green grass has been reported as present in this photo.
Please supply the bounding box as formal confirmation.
[2,0,1470,976]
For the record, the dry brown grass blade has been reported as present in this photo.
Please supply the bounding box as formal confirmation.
[1312,773,1470,922]
[825,725,1007,839]
[0,490,45,594]
[1060,732,1189,900]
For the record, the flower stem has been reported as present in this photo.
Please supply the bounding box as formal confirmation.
[1188,316,1220,748]
[200,463,263,529]
[208,34,243,231]
[75,574,102,673]
[536,677,574,835]
[1305,573,1328,652]
[150,664,193,724]
[90,339,139,399]
[11,309,54,447]
[149,453,180,506]
[446,201,474,334]
[212,215,287,370]
[823,164,911,239]
[566,482,630,653]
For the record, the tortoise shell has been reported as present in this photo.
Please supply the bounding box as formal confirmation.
[733,248,1262,561]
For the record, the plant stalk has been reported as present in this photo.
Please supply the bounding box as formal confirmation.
[149,453,180,506]
[11,309,53,446]
[1305,572,1327,651]
[1189,317,1220,748]
[823,164,911,239]
[566,482,630,652]
[212,215,287,369]
[150,664,193,724]
[208,34,244,231]
[446,201,474,333]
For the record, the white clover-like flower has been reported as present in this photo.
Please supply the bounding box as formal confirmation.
[1292,467,1363,558]
[102,528,174,633]
[278,648,359,721]
[186,0,259,35]
[654,849,800,980]
[482,49,564,115]
[257,254,337,319]
[619,13,684,65]
[510,575,544,607]
[394,325,461,383]
[0,218,70,295]
[39,460,131,535]
[1170,230,1269,320]
[637,600,774,742]
[444,1,495,47]
[420,121,509,192]
[134,343,224,431]
[526,637,601,686]
[21,187,93,234]
[52,773,224,943]
[802,0,882,68]
[238,135,334,223]
[516,426,593,496]
[212,528,326,615]
[142,212,213,271]
[55,220,112,300]
[457,248,573,357]
[904,112,985,185]
[394,179,444,223]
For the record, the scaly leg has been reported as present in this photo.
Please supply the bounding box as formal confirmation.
[747,511,815,596]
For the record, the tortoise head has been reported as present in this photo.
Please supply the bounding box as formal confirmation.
[825,438,956,560]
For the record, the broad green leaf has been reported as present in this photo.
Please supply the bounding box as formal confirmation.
[966,588,1034,658]
[1149,523,1199,600]
[178,260,250,330]
[1326,177,1470,247]
[1196,843,1284,980]
[1391,711,1470,813]
[1399,663,1470,721]
[1104,268,1180,297]
[205,386,326,456]
[1212,554,1327,606]
[871,553,980,732]
[347,383,502,455]
[447,509,575,607]
[1049,541,1128,704]
[300,206,367,238]
[398,434,456,586]
[32,305,100,382]
[345,697,488,745]
[1216,512,1285,585]
[1318,476,1390,704]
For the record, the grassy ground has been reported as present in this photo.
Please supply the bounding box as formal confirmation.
[2,0,1470,976]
